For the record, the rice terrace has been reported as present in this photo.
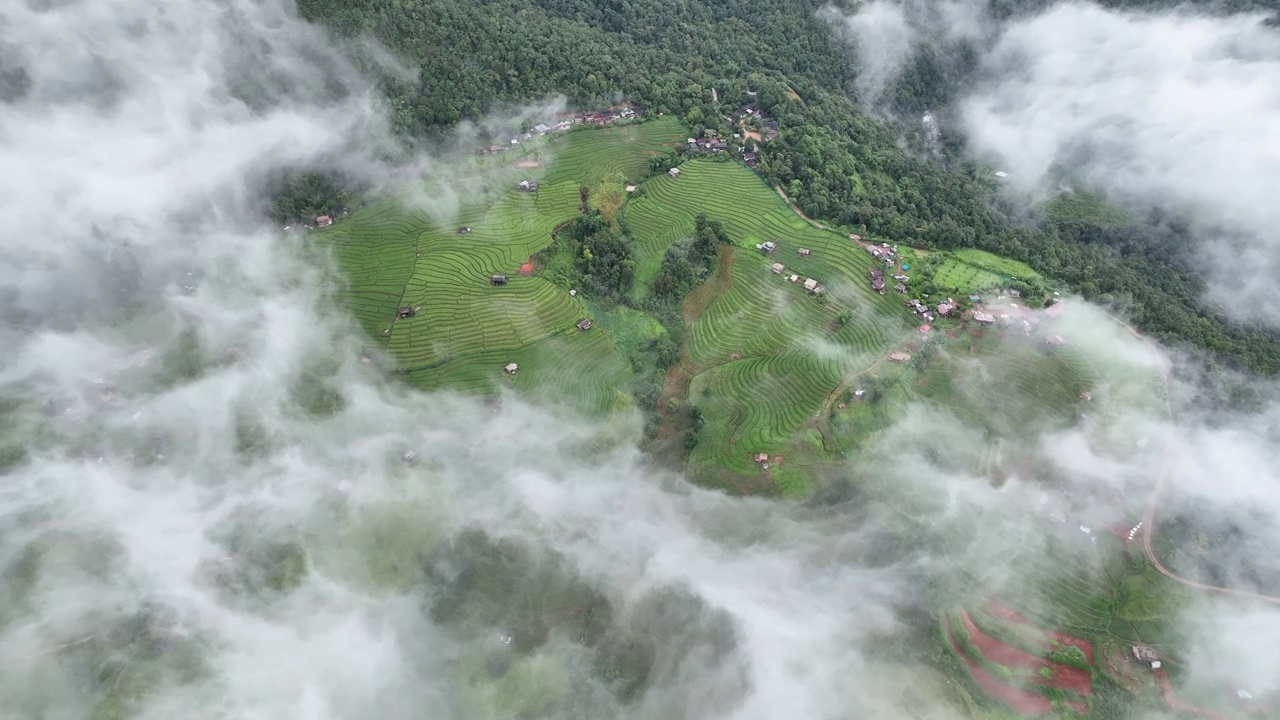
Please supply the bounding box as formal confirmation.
[307,115,1266,720]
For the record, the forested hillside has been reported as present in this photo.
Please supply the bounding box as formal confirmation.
[296,0,1280,373]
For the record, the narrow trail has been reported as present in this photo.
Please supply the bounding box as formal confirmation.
[773,184,826,230]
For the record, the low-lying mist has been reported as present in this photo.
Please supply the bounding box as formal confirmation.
[4,0,1280,717]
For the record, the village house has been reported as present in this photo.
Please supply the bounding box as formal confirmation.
[894,282,907,293]
[517,180,538,192]
[937,301,953,316]
[797,248,810,257]
[667,167,681,177]
[491,274,508,285]
[869,268,885,293]
[533,123,550,134]
[770,262,785,274]
[849,234,862,241]
[1080,390,1093,401]
[396,307,416,318]
[974,311,995,324]
[757,241,777,254]
[1046,334,1067,346]
[625,185,637,193]
[577,318,593,331]
[788,274,800,283]
[315,215,332,227]
[504,363,518,375]
[457,226,472,234]
[889,351,912,362]
[803,278,818,292]
[1045,303,1064,319]
[918,324,931,335]
[1131,646,1161,669]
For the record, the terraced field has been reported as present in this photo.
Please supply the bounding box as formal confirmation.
[542,118,686,186]
[310,119,684,415]
[621,160,916,492]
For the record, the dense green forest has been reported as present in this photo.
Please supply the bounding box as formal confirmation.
[294,0,1280,373]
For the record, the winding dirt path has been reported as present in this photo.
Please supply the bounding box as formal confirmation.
[1127,318,1280,607]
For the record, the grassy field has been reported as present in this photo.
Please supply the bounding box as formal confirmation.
[934,249,1041,294]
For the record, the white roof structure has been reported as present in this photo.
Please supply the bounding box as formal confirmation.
[504,363,518,374]
[803,278,818,291]
[771,263,785,274]
[667,167,680,177]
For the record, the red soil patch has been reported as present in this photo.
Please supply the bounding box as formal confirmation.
[517,258,535,275]
[960,611,1092,695]
[987,600,1031,624]
[945,617,1055,716]
[946,330,957,339]
[987,601,1095,665]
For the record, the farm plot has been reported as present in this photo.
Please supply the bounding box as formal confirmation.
[686,351,843,491]
[985,600,1096,665]
[957,610,1092,696]
[406,329,632,417]
[629,160,914,321]
[953,249,1041,281]
[933,258,1005,295]
[541,118,685,187]
[914,335,1093,437]
[943,615,1061,716]
[314,199,431,338]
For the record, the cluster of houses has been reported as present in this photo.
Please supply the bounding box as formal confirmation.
[477,106,642,155]
[562,106,640,126]
[906,298,933,322]
[869,268,885,294]
[734,105,780,141]
[516,180,539,192]
[864,242,901,268]
[687,129,729,154]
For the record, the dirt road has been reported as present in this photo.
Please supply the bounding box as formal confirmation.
[1125,318,1280,606]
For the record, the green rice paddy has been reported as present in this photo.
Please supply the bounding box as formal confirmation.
[312,120,1164,501]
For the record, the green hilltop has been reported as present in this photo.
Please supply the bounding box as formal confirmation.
[311,119,1163,498]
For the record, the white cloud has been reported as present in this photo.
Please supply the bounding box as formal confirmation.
[958,3,1280,321]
